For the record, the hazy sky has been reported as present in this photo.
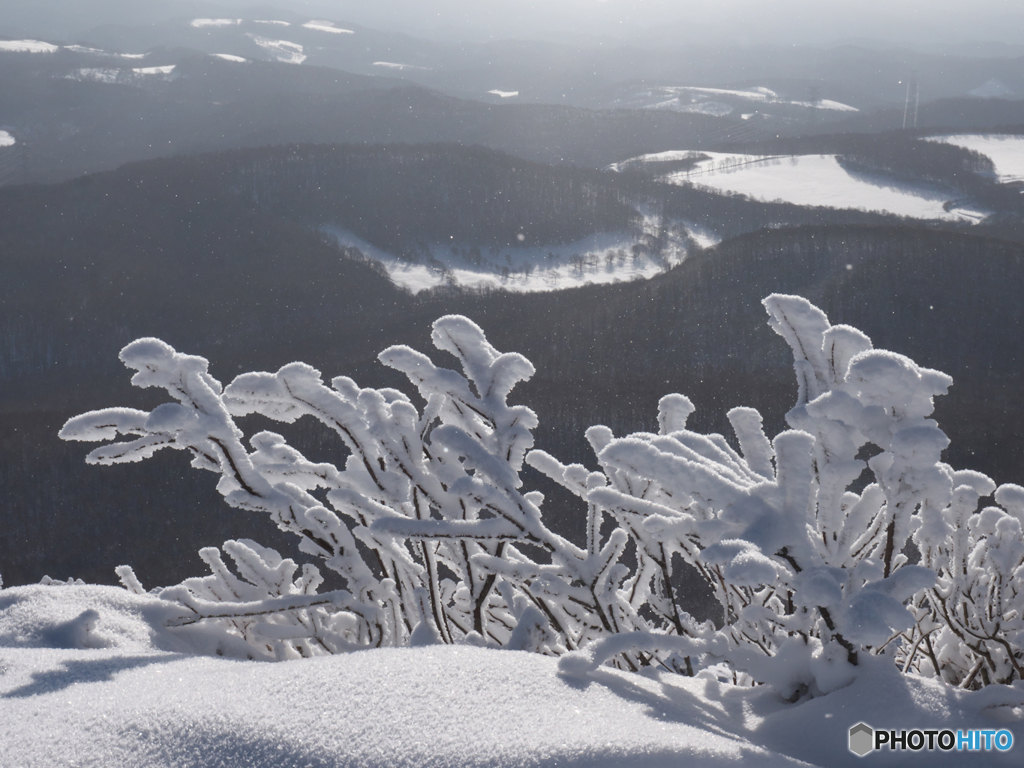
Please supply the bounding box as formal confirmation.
[5,0,1024,47]
[289,0,1024,45]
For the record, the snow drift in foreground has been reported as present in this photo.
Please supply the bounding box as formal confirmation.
[1,583,1020,767]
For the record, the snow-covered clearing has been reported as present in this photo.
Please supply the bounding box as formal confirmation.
[190,19,241,28]
[63,45,106,55]
[488,90,520,98]
[302,21,354,34]
[617,86,857,116]
[212,53,247,63]
[373,61,430,71]
[247,35,306,65]
[69,68,124,84]
[0,39,59,53]
[928,134,1024,185]
[133,65,176,76]
[322,218,696,294]
[1,583,1020,767]
[657,152,985,221]
[0,131,15,147]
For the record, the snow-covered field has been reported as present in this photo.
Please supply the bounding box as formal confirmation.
[190,19,242,28]
[0,39,59,53]
[614,86,858,116]
[373,61,430,71]
[246,35,306,65]
[302,21,354,34]
[1,583,1020,767]
[323,218,703,294]
[928,134,1024,185]
[652,152,986,221]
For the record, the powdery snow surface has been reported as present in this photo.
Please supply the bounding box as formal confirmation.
[0,39,59,53]
[2,584,1021,767]
[928,134,1024,184]
[662,152,985,221]
[323,221,696,294]
[0,130,15,147]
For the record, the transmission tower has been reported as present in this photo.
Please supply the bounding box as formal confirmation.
[902,73,919,130]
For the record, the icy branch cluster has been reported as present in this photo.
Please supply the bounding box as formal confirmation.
[60,295,1023,692]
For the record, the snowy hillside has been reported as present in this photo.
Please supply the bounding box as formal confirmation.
[323,216,715,294]
[1,583,1021,767]
[609,85,858,118]
[928,134,1024,185]
[615,151,988,222]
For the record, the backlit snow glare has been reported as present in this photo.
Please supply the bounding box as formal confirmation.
[1,583,1021,767]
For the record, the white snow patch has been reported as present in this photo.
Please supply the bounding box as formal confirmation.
[190,19,241,28]
[662,152,985,221]
[121,53,147,59]
[612,150,704,167]
[212,53,247,63]
[0,39,59,53]
[302,21,354,34]
[63,44,106,55]
[682,85,778,102]
[0,131,15,148]
[247,35,306,65]
[487,90,520,98]
[616,86,856,114]
[1,583,1020,768]
[133,65,176,75]
[373,61,430,71]
[323,218,694,294]
[792,99,859,112]
[927,134,1024,185]
[254,20,290,26]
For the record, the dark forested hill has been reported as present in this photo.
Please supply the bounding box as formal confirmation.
[0,48,737,184]
[3,143,1024,591]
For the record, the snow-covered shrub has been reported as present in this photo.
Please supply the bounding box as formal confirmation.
[908,475,1024,687]
[60,295,1023,691]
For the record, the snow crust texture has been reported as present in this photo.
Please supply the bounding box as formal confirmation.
[2,584,1021,767]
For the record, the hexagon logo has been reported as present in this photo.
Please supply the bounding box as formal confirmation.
[849,722,874,757]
